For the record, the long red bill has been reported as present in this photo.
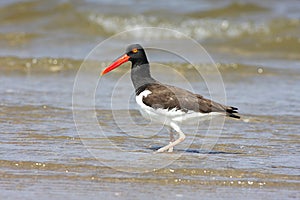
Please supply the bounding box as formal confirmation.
[101,54,130,75]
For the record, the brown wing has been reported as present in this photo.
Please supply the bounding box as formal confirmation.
[142,83,240,119]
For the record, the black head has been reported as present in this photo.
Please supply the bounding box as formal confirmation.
[125,44,148,65]
[101,44,149,75]
[101,43,156,90]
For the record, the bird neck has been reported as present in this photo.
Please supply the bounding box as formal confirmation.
[131,62,157,93]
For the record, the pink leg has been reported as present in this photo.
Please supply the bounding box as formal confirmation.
[168,129,175,152]
[156,123,185,153]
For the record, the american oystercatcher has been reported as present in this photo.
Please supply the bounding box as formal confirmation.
[101,44,240,153]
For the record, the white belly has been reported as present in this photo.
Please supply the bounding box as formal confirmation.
[135,90,222,126]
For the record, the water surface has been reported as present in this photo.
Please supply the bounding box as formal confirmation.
[0,0,299,199]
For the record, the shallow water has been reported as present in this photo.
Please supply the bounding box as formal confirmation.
[1,0,300,199]
[1,57,299,199]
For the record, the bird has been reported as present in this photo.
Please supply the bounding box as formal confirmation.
[101,44,240,153]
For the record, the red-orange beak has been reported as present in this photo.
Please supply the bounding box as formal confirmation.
[101,54,130,75]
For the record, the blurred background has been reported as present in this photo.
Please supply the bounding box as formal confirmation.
[0,0,299,59]
[0,0,299,199]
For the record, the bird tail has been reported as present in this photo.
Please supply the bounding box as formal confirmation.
[226,106,240,119]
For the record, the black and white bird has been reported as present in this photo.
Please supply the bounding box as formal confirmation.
[101,44,240,153]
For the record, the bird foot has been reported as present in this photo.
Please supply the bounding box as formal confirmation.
[155,145,173,153]
[167,145,173,152]
[167,148,173,153]
[155,147,167,153]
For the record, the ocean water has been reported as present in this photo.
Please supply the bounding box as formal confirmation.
[0,0,299,199]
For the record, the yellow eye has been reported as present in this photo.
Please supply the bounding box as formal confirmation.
[132,48,138,53]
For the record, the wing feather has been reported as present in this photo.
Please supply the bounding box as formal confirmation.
[141,84,240,119]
